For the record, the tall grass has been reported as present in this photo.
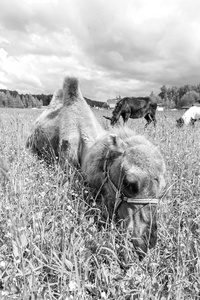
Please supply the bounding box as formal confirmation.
[0,108,200,299]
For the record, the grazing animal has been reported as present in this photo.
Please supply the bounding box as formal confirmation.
[27,77,166,259]
[82,127,166,259]
[176,106,200,127]
[104,97,157,127]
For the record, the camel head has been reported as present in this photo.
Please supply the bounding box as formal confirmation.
[82,129,166,260]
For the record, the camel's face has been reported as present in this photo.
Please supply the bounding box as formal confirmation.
[107,145,166,259]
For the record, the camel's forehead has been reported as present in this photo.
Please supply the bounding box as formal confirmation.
[122,146,165,174]
[124,146,162,164]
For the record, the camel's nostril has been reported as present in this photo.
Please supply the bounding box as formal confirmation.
[123,177,139,197]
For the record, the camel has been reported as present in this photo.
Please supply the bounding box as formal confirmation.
[26,76,166,259]
[57,77,105,167]
[82,127,166,258]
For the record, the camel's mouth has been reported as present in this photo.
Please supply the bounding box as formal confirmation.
[116,199,158,260]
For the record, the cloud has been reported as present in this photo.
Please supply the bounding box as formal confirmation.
[0,0,200,100]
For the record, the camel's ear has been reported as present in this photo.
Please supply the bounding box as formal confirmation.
[109,134,119,146]
[108,134,125,158]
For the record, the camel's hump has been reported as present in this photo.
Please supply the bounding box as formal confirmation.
[63,77,81,105]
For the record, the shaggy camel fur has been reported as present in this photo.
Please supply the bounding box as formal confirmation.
[58,77,105,167]
[26,88,64,161]
[27,78,105,166]
[27,76,166,259]
[82,127,166,257]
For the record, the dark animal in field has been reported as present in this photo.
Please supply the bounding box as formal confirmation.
[104,97,157,127]
[26,77,166,260]
[176,106,200,127]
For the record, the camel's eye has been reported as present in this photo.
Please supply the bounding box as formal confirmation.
[123,177,139,196]
[154,178,159,183]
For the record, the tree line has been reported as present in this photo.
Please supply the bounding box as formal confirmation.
[156,83,200,108]
[0,89,106,109]
[0,89,52,108]
[1,83,200,109]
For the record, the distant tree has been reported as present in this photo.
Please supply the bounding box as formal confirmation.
[195,84,200,95]
[30,95,38,107]
[35,98,43,108]
[0,92,7,107]
[14,94,24,108]
[158,85,168,101]
[6,91,14,107]
[24,94,31,107]
[177,91,199,108]
[178,84,191,99]
[33,94,52,106]
[21,95,27,108]
[169,86,179,106]
[165,98,176,109]
[149,91,162,103]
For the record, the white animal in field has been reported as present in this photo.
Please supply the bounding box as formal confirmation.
[26,76,167,260]
[176,106,200,127]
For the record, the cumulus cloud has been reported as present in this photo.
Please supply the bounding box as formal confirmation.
[0,0,200,100]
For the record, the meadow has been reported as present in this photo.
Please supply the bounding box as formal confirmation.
[0,107,200,300]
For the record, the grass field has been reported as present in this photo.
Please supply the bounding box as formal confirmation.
[0,107,200,299]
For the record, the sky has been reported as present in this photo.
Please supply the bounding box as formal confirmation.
[0,0,200,101]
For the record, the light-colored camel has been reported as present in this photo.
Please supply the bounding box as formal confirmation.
[27,76,166,259]
[49,88,63,110]
[58,77,105,167]
[26,88,64,161]
[82,126,166,258]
